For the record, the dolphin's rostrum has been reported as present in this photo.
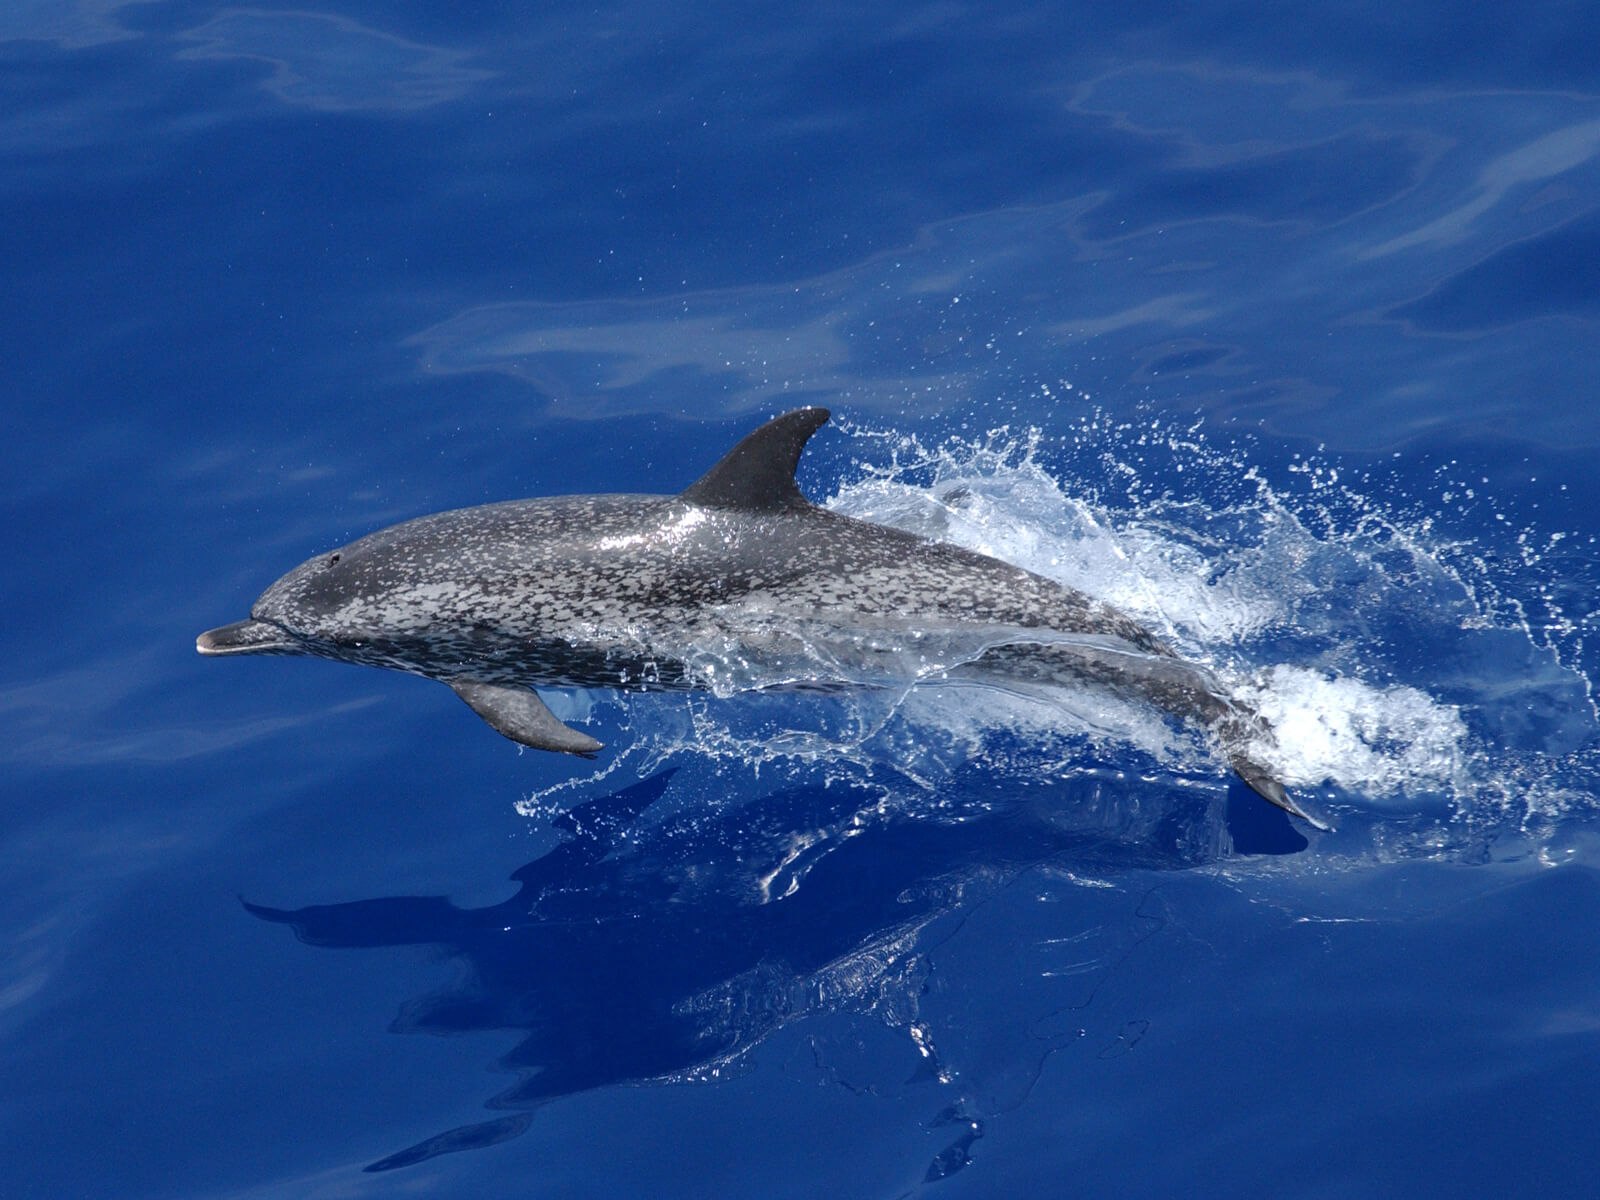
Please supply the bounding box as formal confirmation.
[198,408,1323,828]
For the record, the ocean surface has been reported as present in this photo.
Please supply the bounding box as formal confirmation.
[6,4,1600,1197]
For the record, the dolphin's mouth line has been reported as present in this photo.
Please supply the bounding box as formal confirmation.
[196,617,302,656]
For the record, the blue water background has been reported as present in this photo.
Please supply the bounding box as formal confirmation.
[5,4,1600,1197]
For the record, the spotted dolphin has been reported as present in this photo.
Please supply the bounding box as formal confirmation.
[197,408,1322,827]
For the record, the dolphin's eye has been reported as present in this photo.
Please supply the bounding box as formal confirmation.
[328,553,342,566]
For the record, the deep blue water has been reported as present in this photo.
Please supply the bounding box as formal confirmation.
[6,4,1600,1197]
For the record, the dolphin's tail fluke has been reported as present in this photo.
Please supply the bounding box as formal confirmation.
[1216,708,1333,831]
[1228,751,1332,831]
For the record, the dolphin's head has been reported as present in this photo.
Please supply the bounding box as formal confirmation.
[197,523,433,660]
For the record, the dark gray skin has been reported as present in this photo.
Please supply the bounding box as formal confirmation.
[198,408,1324,828]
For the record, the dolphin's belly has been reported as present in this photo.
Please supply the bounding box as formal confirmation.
[304,627,695,691]
[486,606,1182,701]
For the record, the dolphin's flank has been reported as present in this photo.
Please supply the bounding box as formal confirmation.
[198,408,1325,829]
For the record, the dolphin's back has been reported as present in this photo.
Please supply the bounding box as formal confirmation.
[325,493,1161,654]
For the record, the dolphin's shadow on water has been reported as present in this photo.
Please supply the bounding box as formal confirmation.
[247,767,1305,1176]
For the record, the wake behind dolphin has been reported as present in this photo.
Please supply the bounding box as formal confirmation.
[198,408,1324,827]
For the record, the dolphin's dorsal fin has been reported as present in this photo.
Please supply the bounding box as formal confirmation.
[680,407,830,511]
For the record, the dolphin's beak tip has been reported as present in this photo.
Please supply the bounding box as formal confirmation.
[196,619,295,656]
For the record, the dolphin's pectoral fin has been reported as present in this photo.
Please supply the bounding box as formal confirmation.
[448,681,604,757]
[1229,753,1334,832]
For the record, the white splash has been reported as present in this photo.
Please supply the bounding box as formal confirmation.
[1237,667,1470,798]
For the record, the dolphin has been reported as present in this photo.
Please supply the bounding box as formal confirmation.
[198,408,1322,828]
